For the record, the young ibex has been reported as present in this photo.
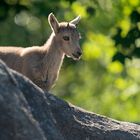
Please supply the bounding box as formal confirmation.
[0,13,82,91]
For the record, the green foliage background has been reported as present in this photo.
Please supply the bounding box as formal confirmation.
[0,0,140,122]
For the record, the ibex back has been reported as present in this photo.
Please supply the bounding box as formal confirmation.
[0,13,82,91]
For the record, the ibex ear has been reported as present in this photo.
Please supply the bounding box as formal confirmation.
[70,16,81,25]
[48,13,59,34]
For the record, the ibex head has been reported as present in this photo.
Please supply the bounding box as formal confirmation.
[48,13,82,60]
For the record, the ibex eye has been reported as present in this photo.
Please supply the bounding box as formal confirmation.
[63,36,69,41]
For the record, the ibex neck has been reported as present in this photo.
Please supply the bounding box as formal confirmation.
[43,33,64,68]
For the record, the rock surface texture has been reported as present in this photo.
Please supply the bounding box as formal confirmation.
[0,60,140,140]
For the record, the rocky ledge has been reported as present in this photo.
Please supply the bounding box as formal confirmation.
[0,60,140,140]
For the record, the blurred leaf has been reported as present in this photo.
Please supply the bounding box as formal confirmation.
[72,2,87,17]
[108,61,123,73]
[128,0,139,7]
[115,78,127,90]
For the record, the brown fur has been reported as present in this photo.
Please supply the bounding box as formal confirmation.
[0,13,82,91]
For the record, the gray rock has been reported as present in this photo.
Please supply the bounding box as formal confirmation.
[0,59,140,140]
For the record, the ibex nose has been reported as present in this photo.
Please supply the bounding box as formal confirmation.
[72,48,82,60]
[76,51,82,56]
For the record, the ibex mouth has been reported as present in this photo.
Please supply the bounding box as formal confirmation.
[72,53,81,60]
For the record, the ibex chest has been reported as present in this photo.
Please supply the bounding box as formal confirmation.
[34,55,64,91]
[43,56,64,79]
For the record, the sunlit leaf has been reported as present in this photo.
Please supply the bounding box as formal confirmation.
[123,6,132,16]
[72,2,87,17]
[115,78,127,90]
[122,84,140,100]
[83,42,101,60]
[129,0,139,7]
[119,18,131,37]
[108,61,123,73]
